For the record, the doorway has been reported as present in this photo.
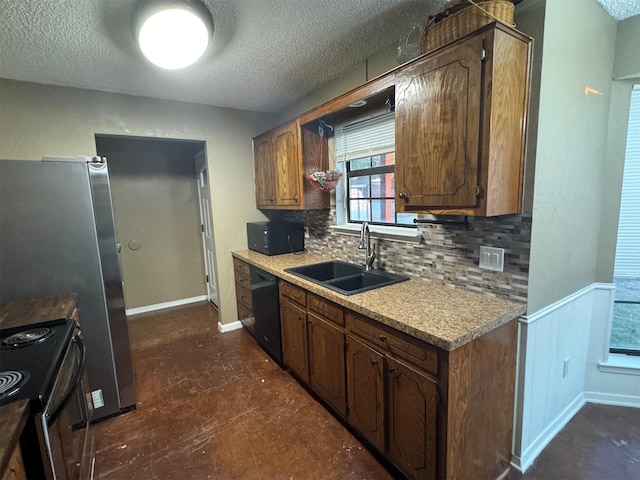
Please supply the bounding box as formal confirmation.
[95,135,213,313]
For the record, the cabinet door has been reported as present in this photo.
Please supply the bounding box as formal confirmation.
[254,134,276,207]
[273,123,301,207]
[307,313,346,417]
[395,37,483,209]
[386,356,438,480]
[346,336,384,453]
[280,298,309,383]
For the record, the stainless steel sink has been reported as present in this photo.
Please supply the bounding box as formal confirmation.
[284,260,409,295]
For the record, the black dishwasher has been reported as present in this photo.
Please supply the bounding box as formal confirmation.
[249,265,282,363]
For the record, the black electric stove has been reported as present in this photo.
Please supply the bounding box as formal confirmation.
[0,318,75,408]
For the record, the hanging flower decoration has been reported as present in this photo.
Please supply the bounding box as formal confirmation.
[305,120,342,192]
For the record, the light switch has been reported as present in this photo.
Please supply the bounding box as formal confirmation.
[479,246,504,272]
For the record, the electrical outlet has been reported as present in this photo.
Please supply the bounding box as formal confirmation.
[562,357,570,378]
[91,389,104,409]
[479,246,504,272]
[304,226,310,239]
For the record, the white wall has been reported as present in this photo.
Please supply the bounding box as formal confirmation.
[526,0,617,314]
[513,1,640,472]
[0,79,274,324]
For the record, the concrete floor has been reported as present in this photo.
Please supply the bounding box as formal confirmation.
[91,302,640,479]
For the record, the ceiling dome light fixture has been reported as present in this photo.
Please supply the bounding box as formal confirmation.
[132,0,213,70]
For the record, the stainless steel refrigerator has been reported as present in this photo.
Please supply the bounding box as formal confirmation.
[0,156,136,422]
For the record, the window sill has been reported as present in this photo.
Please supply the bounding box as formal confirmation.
[330,224,422,244]
[598,354,640,375]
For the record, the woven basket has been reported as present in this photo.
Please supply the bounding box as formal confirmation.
[421,0,515,54]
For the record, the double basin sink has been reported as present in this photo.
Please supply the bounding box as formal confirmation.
[284,260,409,296]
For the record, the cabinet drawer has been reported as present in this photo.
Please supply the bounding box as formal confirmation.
[236,284,252,310]
[279,280,306,307]
[308,293,344,326]
[237,303,252,321]
[233,259,251,287]
[346,311,438,376]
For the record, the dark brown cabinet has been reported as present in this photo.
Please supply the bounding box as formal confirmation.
[253,122,300,208]
[395,37,482,210]
[232,258,252,322]
[273,276,517,480]
[252,120,329,210]
[395,24,531,216]
[386,356,438,480]
[346,335,385,453]
[279,295,309,383]
[307,312,346,417]
[253,133,276,207]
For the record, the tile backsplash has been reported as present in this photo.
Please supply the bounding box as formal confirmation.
[270,208,531,303]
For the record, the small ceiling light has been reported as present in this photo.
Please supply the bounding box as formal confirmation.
[132,1,213,70]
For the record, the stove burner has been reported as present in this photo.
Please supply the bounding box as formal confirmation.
[0,370,29,401]
[2,327,53,348]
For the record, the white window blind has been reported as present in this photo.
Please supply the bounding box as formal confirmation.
[614,84,640,277]
[334,112,395,161]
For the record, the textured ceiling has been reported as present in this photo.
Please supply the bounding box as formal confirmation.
[0,1,636,114]
[0,0,447,113]
[597,0,640,20]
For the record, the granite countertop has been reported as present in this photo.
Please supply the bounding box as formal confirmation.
[0,294,78,475]
[232,250,526,352]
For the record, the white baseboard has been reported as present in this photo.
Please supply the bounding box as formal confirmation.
[584,392,640,408]
[125,295,208,316]
[512,393,586,473]
[218,320,243,333]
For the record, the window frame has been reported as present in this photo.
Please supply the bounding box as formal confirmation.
[333,110,419,238]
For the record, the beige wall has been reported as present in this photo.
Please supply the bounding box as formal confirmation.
[0,79,274,324]
[98,138,206,309]
[526,0,618,313]
[614,15,640,79]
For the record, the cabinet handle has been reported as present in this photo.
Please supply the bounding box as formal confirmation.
[388,365,395,373]
[379,335,387,342]
[371,358,378,365]
[398,193,407,200]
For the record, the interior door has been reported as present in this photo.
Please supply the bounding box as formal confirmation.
[196,152,218,306]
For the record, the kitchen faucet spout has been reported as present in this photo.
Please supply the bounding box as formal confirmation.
[358,222,376,271]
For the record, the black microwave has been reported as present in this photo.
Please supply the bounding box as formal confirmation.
[247,221,305,255]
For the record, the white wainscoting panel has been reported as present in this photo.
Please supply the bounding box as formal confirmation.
[512,284,596,472]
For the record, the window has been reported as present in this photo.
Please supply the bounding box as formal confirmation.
[611,84,640,356]
[335,111,417,228]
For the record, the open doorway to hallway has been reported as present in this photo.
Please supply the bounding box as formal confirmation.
[95,135,217,314]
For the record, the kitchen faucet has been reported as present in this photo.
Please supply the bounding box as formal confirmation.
[358,222,376,271]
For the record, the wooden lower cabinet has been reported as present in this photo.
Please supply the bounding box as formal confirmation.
[280,297,309,383]
[279,281,517,480]
[346,336,384,453]
[386,356,438,480]
[307,313,346,417]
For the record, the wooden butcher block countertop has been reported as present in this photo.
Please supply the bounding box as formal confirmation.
[0,294,78,475]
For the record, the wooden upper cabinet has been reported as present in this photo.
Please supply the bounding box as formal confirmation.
[273,122,301,206]
[253,133,276,207]
[252,119,329,210]
[395,23,531,216]
[396,37,482,209]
